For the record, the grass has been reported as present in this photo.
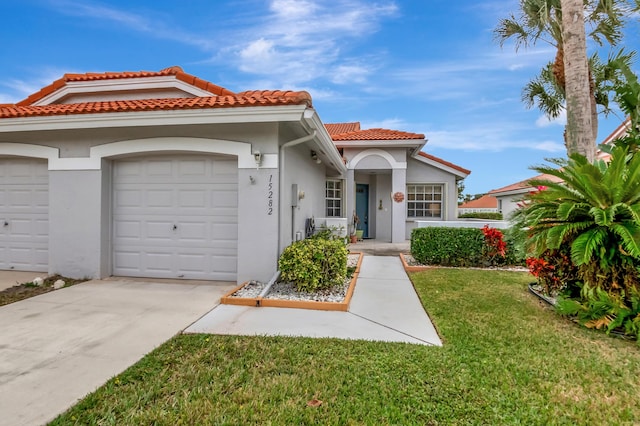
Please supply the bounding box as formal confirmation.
[0,274,87,307]
[51,269,640,425]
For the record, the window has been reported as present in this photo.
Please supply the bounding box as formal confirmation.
[326,180,342,217]
[407,184,443,218]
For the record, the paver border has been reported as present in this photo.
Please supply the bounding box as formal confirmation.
[220,252,363,311]
[399,253,432,272]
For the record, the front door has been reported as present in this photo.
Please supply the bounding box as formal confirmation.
[355,183,369,238]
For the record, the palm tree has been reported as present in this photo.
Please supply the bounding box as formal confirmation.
[562,0,595,161]
[495,0,631,158]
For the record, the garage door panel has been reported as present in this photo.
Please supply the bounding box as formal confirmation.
[112,156,238,280]
[0,158,48,272]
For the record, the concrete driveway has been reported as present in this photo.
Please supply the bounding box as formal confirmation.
[0,277,234,426]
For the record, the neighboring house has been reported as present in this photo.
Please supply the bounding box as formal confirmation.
[488,174,563,219]
[488,117,631,218]
[458,194,498,215]
[0,66,469,283]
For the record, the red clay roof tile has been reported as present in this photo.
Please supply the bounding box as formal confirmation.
[488,173,563,195]
[0,91,313,119]
[417,151,470,175]
[330,127,425,141]
[458,194,498,209]
[16,66,235,106]
[325,122,361,135]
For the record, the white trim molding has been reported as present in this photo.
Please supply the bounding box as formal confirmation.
[348,148,407,170]
[0,142,58,162]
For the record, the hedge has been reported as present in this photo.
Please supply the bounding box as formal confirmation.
[411,227,485,267]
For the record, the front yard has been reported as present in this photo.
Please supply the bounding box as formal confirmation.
[51,269,640,425]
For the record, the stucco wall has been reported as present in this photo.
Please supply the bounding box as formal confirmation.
[405,156,460,238]
[278,142,327,251]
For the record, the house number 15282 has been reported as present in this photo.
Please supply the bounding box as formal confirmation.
[267,174,273,215]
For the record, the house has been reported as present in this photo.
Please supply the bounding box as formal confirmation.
[0,66,469,283]
[488,174,563,218]
[458,194,498,215]
[488,117,631,218]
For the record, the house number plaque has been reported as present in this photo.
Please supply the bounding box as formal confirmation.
[267,174,274,215]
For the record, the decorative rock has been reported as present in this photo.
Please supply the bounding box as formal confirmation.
[53,279,65,289]
[32,277,44,286]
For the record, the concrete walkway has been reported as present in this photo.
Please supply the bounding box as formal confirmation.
[187,256,442,346]
[0,278,234,426]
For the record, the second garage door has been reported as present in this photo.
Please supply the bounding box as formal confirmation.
[112,155,238,281]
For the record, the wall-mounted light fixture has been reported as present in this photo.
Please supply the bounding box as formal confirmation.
[253,151,262,167]
[310,150,321,164]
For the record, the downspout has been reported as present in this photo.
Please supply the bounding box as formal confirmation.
[279,130,317,251]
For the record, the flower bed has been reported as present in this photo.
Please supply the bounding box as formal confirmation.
[220,252,363,311]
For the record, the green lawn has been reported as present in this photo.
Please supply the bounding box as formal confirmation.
[51,269,640,425]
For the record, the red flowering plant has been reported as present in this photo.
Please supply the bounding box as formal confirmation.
[481,225,507,265]
[526,248,580,296]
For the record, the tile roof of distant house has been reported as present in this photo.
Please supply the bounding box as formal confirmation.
[16,66,236,106]
[458,194,498,209]
[488,173,563,195]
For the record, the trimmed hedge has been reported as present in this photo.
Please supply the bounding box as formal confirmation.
[278,238,348,292]
[411,227,485,267]
[411,226,525,267]
[458,212,503,220]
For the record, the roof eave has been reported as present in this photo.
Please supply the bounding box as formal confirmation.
[0,104,309,133]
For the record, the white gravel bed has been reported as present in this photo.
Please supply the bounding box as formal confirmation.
[228,253,361,302]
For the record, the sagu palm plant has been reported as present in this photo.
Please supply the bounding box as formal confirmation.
[513,145,640,296]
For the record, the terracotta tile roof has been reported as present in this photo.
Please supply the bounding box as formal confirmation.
[459,194,497,209]
[17,66,235,106]
[325,122,361,135]
[417,151,471,175]
[330,127,425,141]
[488,173,563,195]
[0,91,313,119]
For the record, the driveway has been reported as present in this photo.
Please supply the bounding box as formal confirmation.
[0,277,235,426]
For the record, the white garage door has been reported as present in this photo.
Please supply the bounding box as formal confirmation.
[112,155,238,281]
[0,158,49,272]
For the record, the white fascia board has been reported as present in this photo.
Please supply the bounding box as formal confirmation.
[334,139,423,149]
[32,76,214,105]
[411,152,469,179]
[0,105,307,133]
[303,109,347,175]
[490,188,531,198]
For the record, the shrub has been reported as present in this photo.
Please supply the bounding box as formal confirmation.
[411,227,485,267]
[526,247,581,296]
[512,145,640,300]
[278,238,348,292]
[458,212,503,220]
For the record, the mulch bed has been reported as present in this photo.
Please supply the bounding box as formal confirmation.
[0,275,88,307]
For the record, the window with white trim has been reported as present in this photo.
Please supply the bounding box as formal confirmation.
[325,180,343,217]
[407,184,443,218]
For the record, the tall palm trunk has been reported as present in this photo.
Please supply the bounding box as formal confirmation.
[561,0,596,162]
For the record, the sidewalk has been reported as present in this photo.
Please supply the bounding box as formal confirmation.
[186,256,442,346]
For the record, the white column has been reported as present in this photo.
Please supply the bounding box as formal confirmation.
[391,168,406,243]
[345,168,356,233]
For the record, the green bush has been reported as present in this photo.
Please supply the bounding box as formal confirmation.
[278,238,348,292]
[458,212,503,220]
[411,227,485,267]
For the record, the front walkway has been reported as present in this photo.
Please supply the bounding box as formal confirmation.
[186,256,442,346]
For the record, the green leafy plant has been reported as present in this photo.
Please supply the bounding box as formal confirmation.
[458,212,503,220]
[411,227,485,267]
[278,238,348,292]
[512,145,640,297]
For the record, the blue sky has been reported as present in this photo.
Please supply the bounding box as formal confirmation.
[1,0,638,195]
